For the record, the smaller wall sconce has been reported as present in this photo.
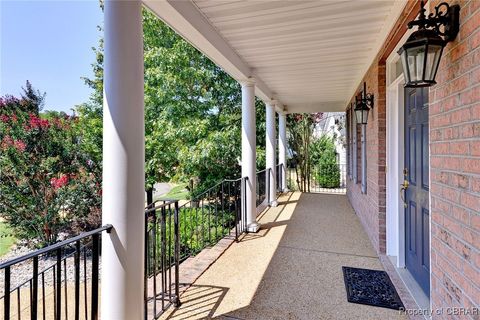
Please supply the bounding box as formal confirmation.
[398,1,460,87]
[354,82,374,125]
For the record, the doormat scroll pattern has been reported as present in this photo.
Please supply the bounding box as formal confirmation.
[342,266,404,310]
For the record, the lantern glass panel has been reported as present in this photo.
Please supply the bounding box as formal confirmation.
[424,44,443,80]
[407,45,426,82]
[362,109,369,124]
[355,109,362,124]
[400,50,410,83]
[355,108,369,125]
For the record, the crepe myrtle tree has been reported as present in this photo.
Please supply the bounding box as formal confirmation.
[287,113,323,192]
[0,83,101,247]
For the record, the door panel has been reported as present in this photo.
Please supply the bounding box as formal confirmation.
[405,87,430,296]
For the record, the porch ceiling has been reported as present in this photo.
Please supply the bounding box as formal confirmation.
[144,0,406,113]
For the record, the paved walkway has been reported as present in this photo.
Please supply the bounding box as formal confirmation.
[161,192,407,320]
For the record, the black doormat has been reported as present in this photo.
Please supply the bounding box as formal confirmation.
[342,266,404,310]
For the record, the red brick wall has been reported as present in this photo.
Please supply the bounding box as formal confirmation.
[346,62,387,253]
[429,0,480,316]
[346,0,420,255]
[347,0,479,315]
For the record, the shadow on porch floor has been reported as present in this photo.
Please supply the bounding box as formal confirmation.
[160,192,407,320]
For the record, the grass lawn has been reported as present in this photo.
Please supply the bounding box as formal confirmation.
[158,183,189,201]
[0,222,16,257]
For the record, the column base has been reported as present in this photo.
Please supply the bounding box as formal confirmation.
[283,188,290,193]
[269,200,278,207]
[247,222,261,233]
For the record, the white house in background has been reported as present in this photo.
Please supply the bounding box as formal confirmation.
[313,112,346,167]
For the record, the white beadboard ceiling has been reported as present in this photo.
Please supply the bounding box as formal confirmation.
[144,0,407,113]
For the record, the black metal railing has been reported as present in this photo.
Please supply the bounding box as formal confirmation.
[0,225,112,320]
[1,171,278,320]
[177,178,246,260]
[144,200,180,320]
[256,169,268,207]
[275,163,284,192]
[287,163,347,193]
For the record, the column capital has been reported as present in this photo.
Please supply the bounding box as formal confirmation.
[276,104,287,114]
[240,77,256,87]
[264,99,276,107]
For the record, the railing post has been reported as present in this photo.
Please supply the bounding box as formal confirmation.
[91,233,100,320]
[267,168,271,205]
[4,266,10,320]
[174,201,181,307]
[144,212,148,320]
[74,241,80,320]
[235,180,239,240]
[55,248,62,320]
[31,256,38,320]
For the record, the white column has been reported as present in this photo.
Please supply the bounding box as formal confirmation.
[279,112,288,191]
[102,1,144,319]
[242,80,260,232]
[265,101,277,206]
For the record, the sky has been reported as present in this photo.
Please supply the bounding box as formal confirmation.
[1,0,103,113]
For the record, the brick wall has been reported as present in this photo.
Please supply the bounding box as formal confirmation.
[346,0,479,316]
[346,61,387,253]
[346,0,420,255]
[429,0,480,316]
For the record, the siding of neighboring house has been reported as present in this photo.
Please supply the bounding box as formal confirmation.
[346,0,479,316]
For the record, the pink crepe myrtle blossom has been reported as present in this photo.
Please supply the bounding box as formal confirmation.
[50,174,69,190]
[13,140,26,152]
[1,135,14,147]
[28,114,50,130]
[0,114,9,123]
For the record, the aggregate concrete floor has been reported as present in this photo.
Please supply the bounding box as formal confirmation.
[160,192,407,320]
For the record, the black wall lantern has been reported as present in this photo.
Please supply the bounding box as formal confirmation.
[398,1,460,87]
[354,82,374,125]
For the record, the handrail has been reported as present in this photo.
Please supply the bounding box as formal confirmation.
[0,224,113,269]
[180,177,243,209]
[1,224,111,320]
[145,199,179,215]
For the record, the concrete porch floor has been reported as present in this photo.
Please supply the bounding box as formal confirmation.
[161,192,407,320]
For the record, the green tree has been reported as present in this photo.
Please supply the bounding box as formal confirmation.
[82,7,267,197]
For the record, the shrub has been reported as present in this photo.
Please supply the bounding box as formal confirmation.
[311,135,341,188]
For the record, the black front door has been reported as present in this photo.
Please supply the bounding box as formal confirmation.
[404,87,430,296]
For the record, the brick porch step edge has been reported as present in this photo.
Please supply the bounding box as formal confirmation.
[176,232,237,297]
